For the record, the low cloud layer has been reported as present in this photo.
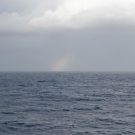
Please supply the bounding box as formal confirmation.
[1,24,135,71]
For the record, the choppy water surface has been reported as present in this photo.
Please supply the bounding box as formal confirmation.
[0,72,135,135]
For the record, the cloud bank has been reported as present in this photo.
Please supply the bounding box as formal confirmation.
[0,0,135,32]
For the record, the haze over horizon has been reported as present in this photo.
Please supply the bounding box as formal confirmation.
[0,0,135,72]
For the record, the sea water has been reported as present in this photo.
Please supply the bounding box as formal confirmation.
[0,72,135,135]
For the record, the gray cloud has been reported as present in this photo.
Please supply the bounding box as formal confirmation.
[0,0,60,13]
[0,0,135,32]
[0,0,61,32]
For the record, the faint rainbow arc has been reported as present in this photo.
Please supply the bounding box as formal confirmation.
[52,56,69,71]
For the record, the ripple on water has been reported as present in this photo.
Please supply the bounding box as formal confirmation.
[0,73,135,135]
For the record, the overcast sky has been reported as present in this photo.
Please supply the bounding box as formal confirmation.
[0,0,135,72]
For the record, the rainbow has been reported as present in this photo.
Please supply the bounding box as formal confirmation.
[52,56,69,71]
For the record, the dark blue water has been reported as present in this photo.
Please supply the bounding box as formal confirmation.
[0,72,135,135]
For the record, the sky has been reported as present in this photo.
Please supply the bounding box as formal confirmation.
[0,0,135,72]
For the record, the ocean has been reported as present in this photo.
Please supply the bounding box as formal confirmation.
[0,72,135,135]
